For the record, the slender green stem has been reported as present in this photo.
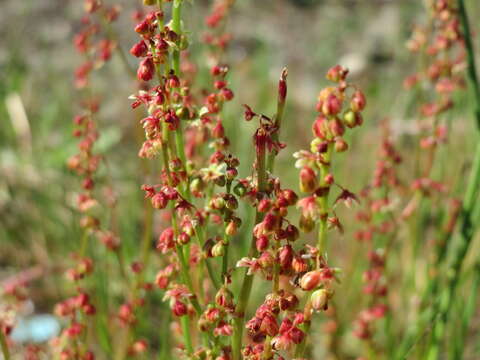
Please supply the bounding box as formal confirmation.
[459,0,480,130]
[179,316,193,354]
[267,68,288,172]
[0,330,10,360]
[452,261,480,359]
[231,144,267,360]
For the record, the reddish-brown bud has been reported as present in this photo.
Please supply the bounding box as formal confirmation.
[130,41,148,57]
[334,138,348,152]
[172,300,188,317]
[137,57,155,81]
[279,245,294,270]
[311,289,329,311]
[312,115,328,139]
[256,235,269,252]
[299,166,317,193]
[326,65,348,82]
[322,94,342,115]
[151,192,167,209]
[350,90,366,112]
[278,68,288,103]
[292,256,308,273]
[300,270,321,291]
[329,117,345,137]
[257,199,272,213]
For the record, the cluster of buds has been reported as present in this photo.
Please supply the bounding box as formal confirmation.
[59,1,124,358]
[73,0,120,87]
[353,250,388,341]
[202,0,235,58]
[244,294,305,357]
[236,181,299,278]
[401,0,465,221]
[131,9,188,80]
[404,0,465,159]
[351,122,400,355]
[295,65,365,235]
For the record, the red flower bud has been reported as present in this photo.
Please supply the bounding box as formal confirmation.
[311,289,329,311]
[312,115,328,139]
[279,245,293,270]
[137,57,155,81]
[329,117,345,137]
[351,90,366,112]
[322,94,342,115]
[299,166,317,193]
[300,270,321,291]
[151,192,167,209]
[130,41,148,57]
[256,235,269,252]
[326,65,348,82]
[172,300,188,317]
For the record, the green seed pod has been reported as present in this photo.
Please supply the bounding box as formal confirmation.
[233,182,246,197]
[211,242,225,257]
[299,214,315,233]
[343,110,356,128]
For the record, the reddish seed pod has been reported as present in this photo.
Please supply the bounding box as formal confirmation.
[329,117,345,137]
[256,235,269,252]
[300,270,321,291]
[285,224,299,242]
[292,256,308,273]
[177,232,190,245]
[311,289,329,311]
[299,166,317,193]
[225,221,237,236]
[278,68,288,103]
[257,199,272,213]
[279,245,293,270]
[172,300,188,317]
[220,88,234,101]
[134,20,150,35]
[334,138,348,152]
[312,115,328,139]
[83,304,96,315]
[130,41,148,57]
[263,212,279,231]
[151,192,167,209]
[137,57,155,81]
[322,94,342,115]
[281,189,298,206]
[326,65,348,82]
[258,251,274,268]
[351,90,366,112]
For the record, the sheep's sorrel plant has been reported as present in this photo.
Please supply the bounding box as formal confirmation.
[129,1,367,353]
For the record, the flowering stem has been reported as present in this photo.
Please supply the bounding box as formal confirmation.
[232,140,268,360]
[318,145,332,254]
[170,0,191,201]
[267,68,288,173]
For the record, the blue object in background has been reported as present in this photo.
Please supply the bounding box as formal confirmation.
[11,314,61,343]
